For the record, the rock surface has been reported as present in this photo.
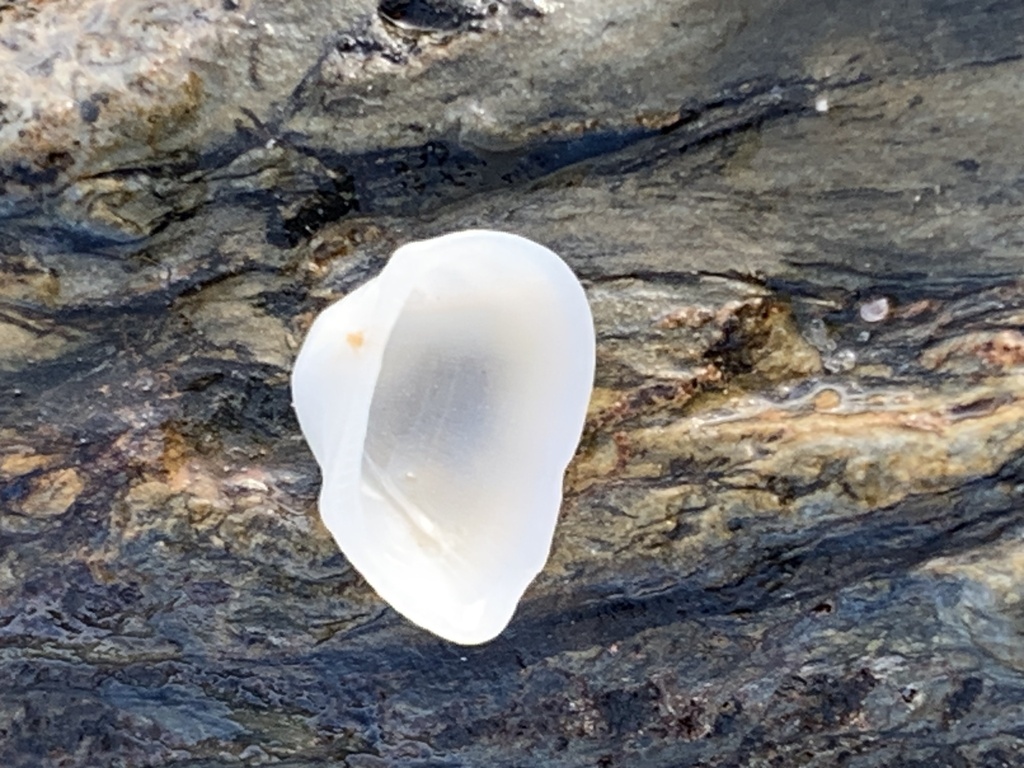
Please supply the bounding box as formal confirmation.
[2,0,1024,765]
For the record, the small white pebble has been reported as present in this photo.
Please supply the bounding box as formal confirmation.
[859,297,891,323]
[825,349,857,373]
[234,477,269,493]
[814,95,829,113]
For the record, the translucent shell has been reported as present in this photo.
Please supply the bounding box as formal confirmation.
[291,230,595,644]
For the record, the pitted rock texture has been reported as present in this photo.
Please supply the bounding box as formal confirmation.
[2,0,1024,766]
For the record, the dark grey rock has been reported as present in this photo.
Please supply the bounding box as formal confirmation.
[2,0,1024,766]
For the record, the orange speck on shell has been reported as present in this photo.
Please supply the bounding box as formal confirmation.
[346,331,365,349]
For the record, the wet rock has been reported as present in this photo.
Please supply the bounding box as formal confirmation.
[2,0,1024,766]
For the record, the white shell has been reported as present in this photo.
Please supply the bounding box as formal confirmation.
[291,230,595,644]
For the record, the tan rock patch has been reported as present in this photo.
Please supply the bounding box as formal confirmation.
[20,467,85,518]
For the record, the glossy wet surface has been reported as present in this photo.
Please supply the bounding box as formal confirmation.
[2,0,1024,766]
